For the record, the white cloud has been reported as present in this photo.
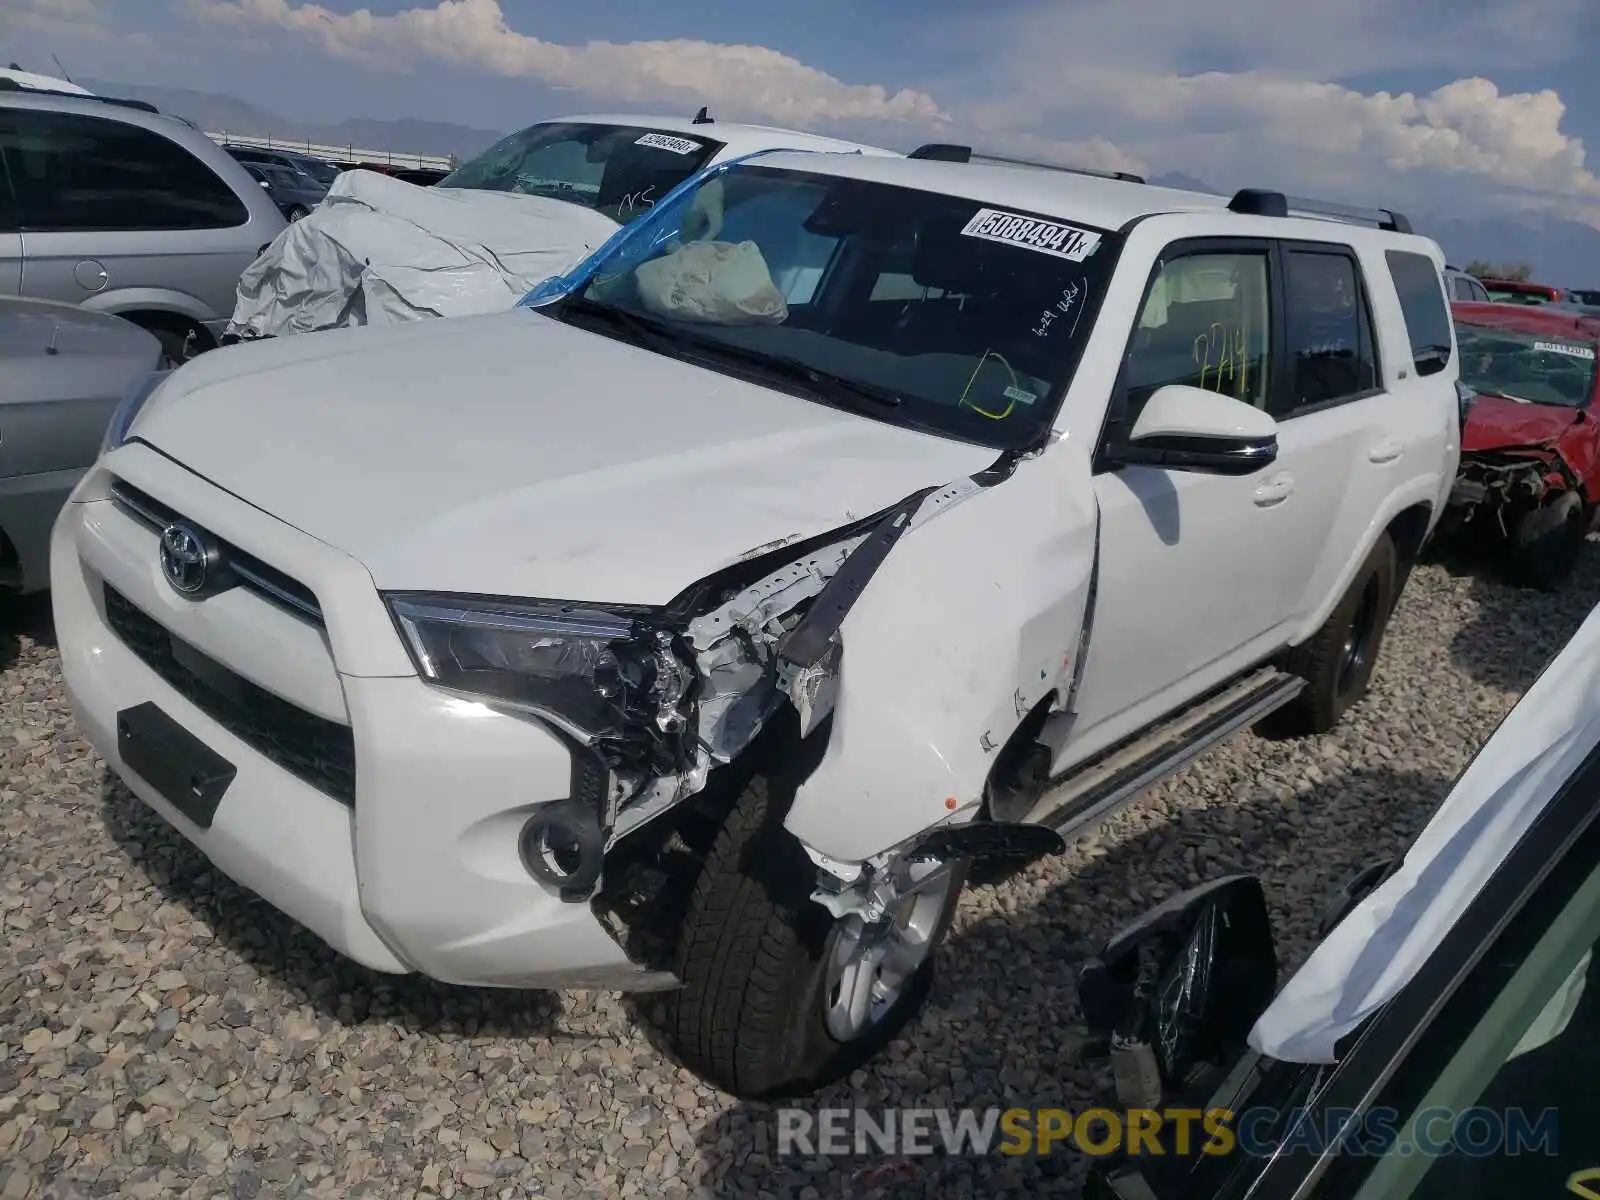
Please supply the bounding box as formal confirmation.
[15,0,1543,232]
[996,68,1600,207]
[966,0,1587,99]
[186,0,946,127]
[0,0,110,40]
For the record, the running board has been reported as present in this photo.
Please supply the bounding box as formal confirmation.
[1024,667,1305,837]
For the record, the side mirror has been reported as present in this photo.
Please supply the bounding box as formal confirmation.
[1076,874,1278,1107]
[1106,384,1278,476]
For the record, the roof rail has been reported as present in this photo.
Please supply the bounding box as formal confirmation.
[1226,187,1413,234]
[0,78,161,115]
[97,96,161,114]
[906,142,1145,184]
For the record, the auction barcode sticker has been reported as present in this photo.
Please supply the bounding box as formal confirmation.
[1534,340,1596,360]
[960,208,1102,262]
[636,133,703,155]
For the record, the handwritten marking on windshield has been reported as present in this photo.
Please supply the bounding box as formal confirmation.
[1034,281,1083,338]
[617,185,658,216]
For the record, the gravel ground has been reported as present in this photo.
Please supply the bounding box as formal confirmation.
[2,546,1597,1200]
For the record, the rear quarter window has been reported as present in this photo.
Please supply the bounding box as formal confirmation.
[1385,250,1453,377]
[0,108,250,232]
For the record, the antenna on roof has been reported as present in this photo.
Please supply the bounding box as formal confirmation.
[692,106,713,125]
[51,53,75,84]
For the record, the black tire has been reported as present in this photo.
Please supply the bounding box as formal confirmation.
[1507,492,1586,591]
[287,205,310,222]
[1267,532,1398,737]
[146,325,191,369]
[659,775,966,1099]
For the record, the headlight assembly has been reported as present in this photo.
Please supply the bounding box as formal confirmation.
[385,594,696,772]
[101,368,172,456]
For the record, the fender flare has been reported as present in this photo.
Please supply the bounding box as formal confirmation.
[783,438,1100,863]
[1289,479,1441,646]
[80,288,221,336]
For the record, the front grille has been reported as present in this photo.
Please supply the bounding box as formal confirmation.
[109,478,323,624]
[103,584,356,805]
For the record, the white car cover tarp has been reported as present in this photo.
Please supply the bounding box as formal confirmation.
[227,170,622,338]
[1251,599,1600,1063]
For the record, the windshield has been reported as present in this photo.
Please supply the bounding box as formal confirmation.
[437,122,723,225]
[256,165,300,190]
[1458,322,1598,407]
[291,157,340,187]
[546,163,1122,449]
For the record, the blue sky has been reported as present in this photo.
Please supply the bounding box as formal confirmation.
[5,0,1599,225]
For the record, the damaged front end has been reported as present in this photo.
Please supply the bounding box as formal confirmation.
[1445,447,1573,542]
[1442,439,1591,587]
[387,485,962,974]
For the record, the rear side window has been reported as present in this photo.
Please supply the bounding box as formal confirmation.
[0,109,249,233]
[1450,274,1489,303]
[1386,250,1453,377]
[1280,248,1379,413]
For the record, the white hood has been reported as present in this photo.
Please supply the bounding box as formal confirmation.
[134,312,997,603]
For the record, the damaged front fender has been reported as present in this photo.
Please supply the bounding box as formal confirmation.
[784,436,1100,863]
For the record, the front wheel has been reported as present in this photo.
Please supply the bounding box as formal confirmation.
[287,205,310,221]
[658,776,967,1099]
[1508,491,1586,591]
[144,325,195,369]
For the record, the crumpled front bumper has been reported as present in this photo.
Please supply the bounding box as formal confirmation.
[51,450,676,991]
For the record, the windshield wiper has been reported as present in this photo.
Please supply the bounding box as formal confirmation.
[677,337,905,410]
[557,296,677,348]
[558,298,904,410]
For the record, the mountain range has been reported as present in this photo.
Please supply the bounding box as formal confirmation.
[85,78,1600,287]
[81,78,508,165]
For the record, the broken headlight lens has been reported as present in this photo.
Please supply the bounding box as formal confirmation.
[385,595,695,760]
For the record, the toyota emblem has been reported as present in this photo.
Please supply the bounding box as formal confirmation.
[159,522,213,595]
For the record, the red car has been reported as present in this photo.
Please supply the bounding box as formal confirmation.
[1446,301,1600,586]
[1477,277,1565,305]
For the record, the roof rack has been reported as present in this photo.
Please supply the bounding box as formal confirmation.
[1226,187,1413,234]
[907,142,1145,184]
[0,78,162,115]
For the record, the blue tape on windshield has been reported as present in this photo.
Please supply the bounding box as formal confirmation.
[518,148,847,308]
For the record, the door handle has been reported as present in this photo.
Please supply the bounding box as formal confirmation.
[1253,471,1295,507]
[1368,437,1403,464]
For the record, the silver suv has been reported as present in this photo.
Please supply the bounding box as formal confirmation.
[0,88,285,362]
[1443,264,1490,303]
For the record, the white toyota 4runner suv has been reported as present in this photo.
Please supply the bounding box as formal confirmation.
[52,146,1461,1099]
